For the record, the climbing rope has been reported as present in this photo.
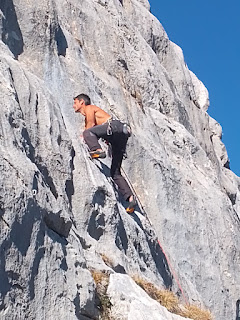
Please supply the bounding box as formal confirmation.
[121,166,189,305]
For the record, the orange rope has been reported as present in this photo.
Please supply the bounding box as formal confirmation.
[157,239,188,305]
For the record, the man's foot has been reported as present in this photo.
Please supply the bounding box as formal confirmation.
[126,195,137,214]
[90,150,106,159]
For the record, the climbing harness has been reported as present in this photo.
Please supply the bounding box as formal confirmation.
[106,118,112,136]
[123,123,132,137]
[106,117,131,137]
[121,167,189,305]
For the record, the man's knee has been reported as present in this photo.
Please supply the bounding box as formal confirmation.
[83,129,95,141]
[111,170,121,180]
[83,129,89,139]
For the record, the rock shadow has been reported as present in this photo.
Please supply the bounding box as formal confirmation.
[115,213,128,254]
[147,238,173,289]
[177,101,193,135]
[92,187,106,208]
[87,210,105,241]
[236,299,240,320]
[0,197,71,303]
[65,147,75,208]
[55,25,68,57]
[87,187,107,240]
[0,0,24,59]
[129,212,173,288]
[94,161,111,179]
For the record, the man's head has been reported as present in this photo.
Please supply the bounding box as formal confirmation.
[73,94,91,114]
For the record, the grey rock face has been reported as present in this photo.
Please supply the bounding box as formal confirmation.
[0,0,239,319]
[107,273,190,320]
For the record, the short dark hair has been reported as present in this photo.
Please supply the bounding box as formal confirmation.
[74,94,91,105]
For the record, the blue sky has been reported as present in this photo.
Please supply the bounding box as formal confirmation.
[149,1,240,177]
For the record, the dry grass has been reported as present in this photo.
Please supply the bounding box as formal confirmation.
[180,304,213,320]
[91,270,112,320]
[133,276,179,313]
[100,253,113,267]
[91,270,108,286]
[157,290,179,313]
[133,275,213,319]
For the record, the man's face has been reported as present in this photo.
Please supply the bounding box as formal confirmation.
[73,99,84,114]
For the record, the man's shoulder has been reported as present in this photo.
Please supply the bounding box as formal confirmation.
[86,104,100,111]
[85,104,97,113]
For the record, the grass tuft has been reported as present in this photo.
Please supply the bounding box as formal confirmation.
[133,275,213,319]
[180,304,213,320]
[133,276,179,312]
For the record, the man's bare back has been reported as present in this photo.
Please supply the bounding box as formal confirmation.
[84,105,111,129]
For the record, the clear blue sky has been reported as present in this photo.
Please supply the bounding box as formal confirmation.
[149,1,240,177]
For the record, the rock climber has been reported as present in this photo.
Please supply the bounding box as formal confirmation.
[73,93,136,213]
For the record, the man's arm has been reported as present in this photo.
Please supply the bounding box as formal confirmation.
[84,106,96,129]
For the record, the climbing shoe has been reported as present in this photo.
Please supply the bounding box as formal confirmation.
[90,150,106,159]
[126,196,137,214]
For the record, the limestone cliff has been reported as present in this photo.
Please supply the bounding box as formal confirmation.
[0,0,240,319]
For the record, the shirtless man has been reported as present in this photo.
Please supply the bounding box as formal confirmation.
[73,93,136,213]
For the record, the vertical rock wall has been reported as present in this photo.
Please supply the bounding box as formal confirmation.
[0,0,239,319]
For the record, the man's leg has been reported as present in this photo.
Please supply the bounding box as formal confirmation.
[83,124,110,158]
[111,136,133,201]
